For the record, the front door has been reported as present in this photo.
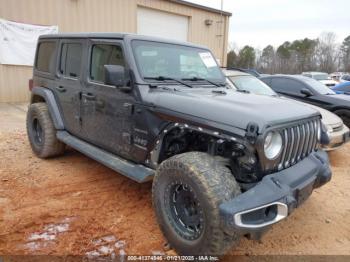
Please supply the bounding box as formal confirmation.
[80,40,136,160]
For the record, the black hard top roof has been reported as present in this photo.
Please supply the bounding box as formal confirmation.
[39,32,128,39]
[39,32,208,49]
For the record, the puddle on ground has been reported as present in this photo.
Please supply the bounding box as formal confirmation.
[23,217,75,251]
[85,234,126,260]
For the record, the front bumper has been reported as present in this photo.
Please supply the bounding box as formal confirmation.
[323,125,350,151]
[219,150,332,238]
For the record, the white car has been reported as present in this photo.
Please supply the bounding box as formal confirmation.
[224,69,349,150]
[302,72,338,87]
[339,74,350,83]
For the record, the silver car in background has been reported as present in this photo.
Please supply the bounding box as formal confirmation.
[224,69,349,151]
[302,71,338,87]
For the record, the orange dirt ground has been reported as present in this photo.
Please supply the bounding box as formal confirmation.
[0,103,349,259]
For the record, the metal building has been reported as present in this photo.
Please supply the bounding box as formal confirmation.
[0,0,231,102]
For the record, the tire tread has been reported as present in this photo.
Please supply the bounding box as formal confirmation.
[26,102,65,158]
[152,152,241,255]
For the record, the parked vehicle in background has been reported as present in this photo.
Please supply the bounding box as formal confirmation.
[339,74,350,83]
[330,72,345,82]
[225,70,350,150]
[224,69,276,96]
[26,33,332,256]
[226,67,261,77]
[302,72,338,87]
[260,75,350,129]
[332,81,350,95]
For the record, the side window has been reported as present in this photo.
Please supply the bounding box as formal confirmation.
[261,78,271,86]
[90,44,125,83]
[270,78,305,94]
[269,78,287,92]
[59,43,82,78]
[36,42,56,73]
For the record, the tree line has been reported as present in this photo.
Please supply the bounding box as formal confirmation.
[227,32,350,74]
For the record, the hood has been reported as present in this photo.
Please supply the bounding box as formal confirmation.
[144,87,319,133]
[281,97,342,126]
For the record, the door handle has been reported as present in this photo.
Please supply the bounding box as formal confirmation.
[123,102,134,114]
[55,86,66,92]
[82,93,96,101]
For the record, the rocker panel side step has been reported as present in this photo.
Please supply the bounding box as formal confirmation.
[56,131,154,183]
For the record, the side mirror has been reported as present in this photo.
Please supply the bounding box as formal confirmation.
[300,88,313,97]
[104,65,131,92]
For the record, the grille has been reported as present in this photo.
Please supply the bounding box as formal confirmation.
[277,118,321,170]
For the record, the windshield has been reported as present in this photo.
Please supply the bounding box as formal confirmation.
[304,77,336,95]
[313,73,330,81]
[228,75,277,96]
[132,40,225,84]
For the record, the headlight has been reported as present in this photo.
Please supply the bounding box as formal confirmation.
[264,131,283,160]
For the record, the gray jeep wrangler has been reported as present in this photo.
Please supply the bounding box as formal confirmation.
[27,33,332,256]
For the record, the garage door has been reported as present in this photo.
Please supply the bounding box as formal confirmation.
[137,7,189,42]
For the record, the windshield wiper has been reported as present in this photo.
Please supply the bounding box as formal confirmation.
[181,77,225,87]
[144,76,193,88]
[236,89,250,94]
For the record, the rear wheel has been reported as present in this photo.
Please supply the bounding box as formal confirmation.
[152,152,241,255]
[26,102,65,158]
[334,109,350,128]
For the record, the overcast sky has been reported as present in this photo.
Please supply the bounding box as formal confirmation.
[185,0,350,50]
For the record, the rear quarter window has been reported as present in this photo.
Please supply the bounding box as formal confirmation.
[35,41,57,73]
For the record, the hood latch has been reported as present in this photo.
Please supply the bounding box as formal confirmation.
[246,122,259,144]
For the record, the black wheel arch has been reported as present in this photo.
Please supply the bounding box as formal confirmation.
[30,87,65,130]
[148,122,255,168]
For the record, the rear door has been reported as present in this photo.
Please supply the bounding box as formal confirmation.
[52,39,84,137]
[80,40,137,160]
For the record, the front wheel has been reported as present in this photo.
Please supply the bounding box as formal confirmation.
[152,152,241,255]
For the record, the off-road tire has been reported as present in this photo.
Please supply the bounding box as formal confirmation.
[334,109,350,128]
[26,102,65,158]
[152,152,241,256]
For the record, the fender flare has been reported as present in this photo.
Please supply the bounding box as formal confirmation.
[31,87,65,130]
[148,122,253,168]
